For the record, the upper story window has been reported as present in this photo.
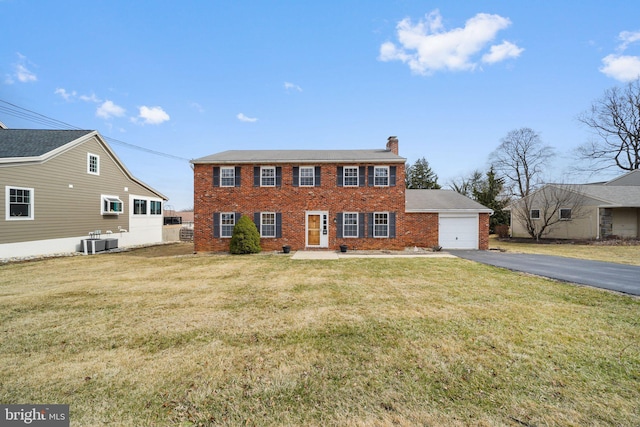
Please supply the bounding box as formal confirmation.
[374,166,389,186]
[560,208,572,220]
[6,186,34,220]
[299,166,315,186]
[133,199,147,215]
[261,167,276,187]
[530,209,540,220]
[102,195,123,215]
[88,153,100,175]
[343,167,359,187]
[221,167,235,187]
[150,201,162,215]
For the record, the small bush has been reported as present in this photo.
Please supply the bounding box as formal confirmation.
[229,216,261,254]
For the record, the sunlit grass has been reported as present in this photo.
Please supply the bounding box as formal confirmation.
[1,244,638,426]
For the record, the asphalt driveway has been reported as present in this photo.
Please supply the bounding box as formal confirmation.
[451,251,640,296]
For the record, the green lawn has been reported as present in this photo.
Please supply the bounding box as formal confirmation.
[1,244,638,426]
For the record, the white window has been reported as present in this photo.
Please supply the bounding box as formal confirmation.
[530,209,540,220]
[88,153,99,175]
[560,208,572,220]
[133,199,147,215]
[343,167,358,187]
[299,166,315,186]
[221,212,235,238]
[150,201,162,215]
[261,212,276,237]
[343,212,359,237]
[6,186,34,220]
[261,167,276,187]
[374,166,389,186]
[221,167,235,187]
[373,212,389,237]
[102,195,123,215]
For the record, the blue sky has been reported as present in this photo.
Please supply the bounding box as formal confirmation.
[2,1,640,210]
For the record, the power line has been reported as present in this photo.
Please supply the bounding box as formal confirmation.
[0,99,191,162]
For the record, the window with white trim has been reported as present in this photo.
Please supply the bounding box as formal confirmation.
[261,167,276,187]
[88,153,99,175]
[261,212,276,237]
[343,212,359,237]
[6,186,34,220]
[150,201,162,215]
[221,212,236,237]
[102,195,123,215]
[133,199,147,215]
[221,167,235,187]
[299,166,315,186]
[373,212,389,237]
[343,167,358,187]
[374,166,389,186]
[560,208,572,220]
[530,209,540,220]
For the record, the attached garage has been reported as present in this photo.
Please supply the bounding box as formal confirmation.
[439,213,479,249]
[405,189,493,250]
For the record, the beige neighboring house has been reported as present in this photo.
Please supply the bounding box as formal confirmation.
[0,128,167,258]
[509,170,640,240]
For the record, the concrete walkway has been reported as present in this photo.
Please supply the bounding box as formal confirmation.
[290,251,455,260]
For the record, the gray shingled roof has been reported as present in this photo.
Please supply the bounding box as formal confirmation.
[0,129,94,158]
[405,189,493,212]
[563,184,640,207]
[192,149,406,164]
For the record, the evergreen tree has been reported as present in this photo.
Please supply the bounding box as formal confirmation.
[472,167,510,232]
[229,215,261,254]
[405,157,441,189]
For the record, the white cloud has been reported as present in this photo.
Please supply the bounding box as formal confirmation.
[237,113,258,123]
[482,41,524,63]
[190,102,204,113]
[600,30,640,82]
[79,93,101,103]
[96,100,126,119]
[5,53,37,84]
[284,82,303,92]
[136,106,170,125]
[379,9,521,75]
[600,54,640,82]
[54,88,76,101]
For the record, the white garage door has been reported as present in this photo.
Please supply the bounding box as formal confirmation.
[439,214,479,249]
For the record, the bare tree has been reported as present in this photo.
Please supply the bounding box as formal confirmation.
[576,79,640,172]
[511,184,587,241]
[448,169,483,197]
[489,128,555,198]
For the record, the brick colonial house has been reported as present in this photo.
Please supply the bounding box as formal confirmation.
[192,137,492,252]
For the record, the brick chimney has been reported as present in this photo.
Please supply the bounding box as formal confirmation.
[386,136,398,155]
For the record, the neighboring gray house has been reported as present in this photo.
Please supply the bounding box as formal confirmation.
[509,170,640,240]
[1,128,167,258]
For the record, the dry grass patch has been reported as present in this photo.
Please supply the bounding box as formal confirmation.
[1,245,639,426]
[490,236,640,265]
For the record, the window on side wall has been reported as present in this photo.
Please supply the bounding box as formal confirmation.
[102,195,123,215]
[530,209,540,219]
[88,153,100,175]
[133,199,147,215]
[261,167,276,187]
[374,166,389,186]
[150,201,162,215]
[560,208,572,220]
[6,186,34,220]
[343,167,359,187]
[221,212,235,237]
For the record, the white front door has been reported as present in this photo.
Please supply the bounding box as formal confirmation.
[306,211,329,247]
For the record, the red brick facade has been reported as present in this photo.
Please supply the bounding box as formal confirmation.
[192,141,491,252]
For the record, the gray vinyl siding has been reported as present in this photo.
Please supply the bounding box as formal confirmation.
[0,136,161,244]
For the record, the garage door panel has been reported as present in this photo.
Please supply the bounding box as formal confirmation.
[439,214,478,249]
